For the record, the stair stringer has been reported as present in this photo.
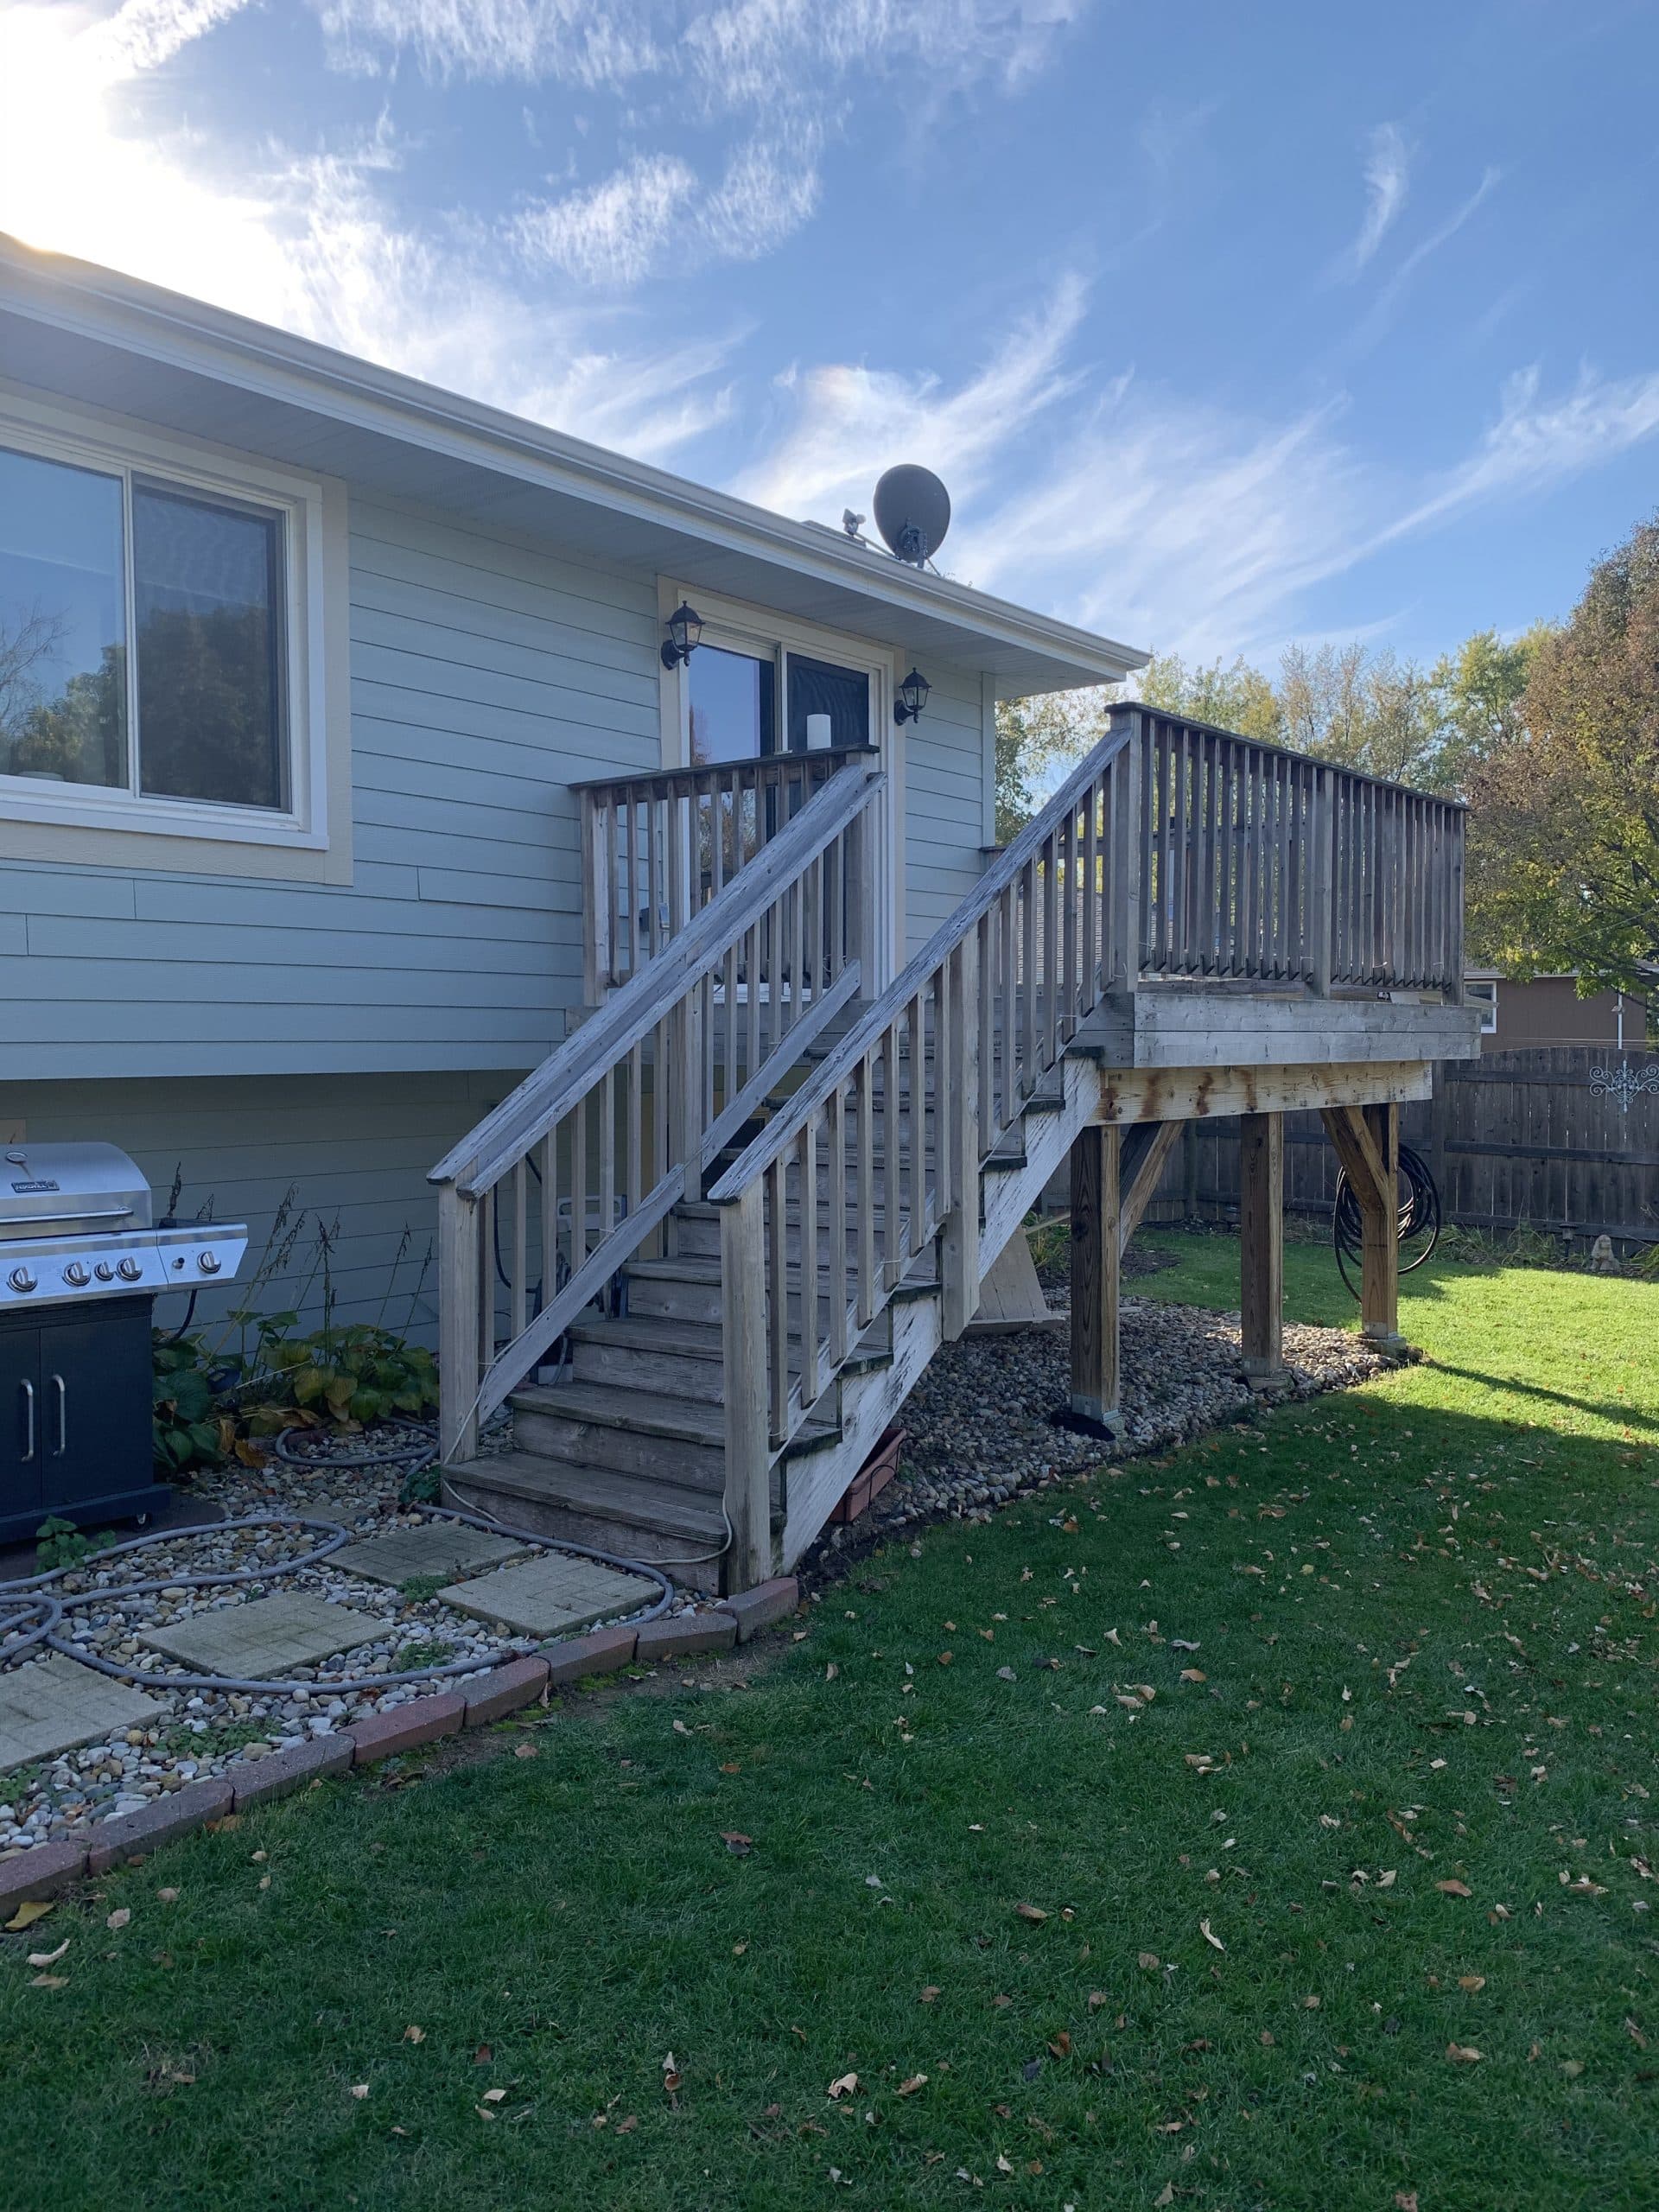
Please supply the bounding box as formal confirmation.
[772,1045,1109,1573]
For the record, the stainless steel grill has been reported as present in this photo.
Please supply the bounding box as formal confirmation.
[0,1143,246,1310]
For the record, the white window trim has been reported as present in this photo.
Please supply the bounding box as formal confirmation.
[0,385,337,864]
[656,578,902,983]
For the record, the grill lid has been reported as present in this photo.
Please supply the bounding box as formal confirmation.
[0,1142,151,1239]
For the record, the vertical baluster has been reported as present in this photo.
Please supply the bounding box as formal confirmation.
[1084,766,1102,1004]
[827,816,844,982]
[1042,830,1058,1063]
[978,910,995,1147]
[767,1157,789,1437]
[598,1070,615,1261]
[798,1118,820,1406]
[540,1123,558,1301]
[509,1160,527,1345]
[828,1084,849,1363]
[626,1039,643,1240]
[624,791,639,982]
[907,991,927,1256]
[747,919,762,1077]
[1020,859,1037,1102]
[856,1052,878,1325]
[721,1179,771,1590]
[1059,804,1078,1040]
[883,1021,903,1288]
[570,1088,588,1277]
[1000,888,1017,1129]
[476,1182,495,1376]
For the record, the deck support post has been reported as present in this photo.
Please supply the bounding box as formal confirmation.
[1319,1099,1410,1354]
[720,1181,772,1595]
[1068,1122,1123,1433]
[1238,1110,1288,1388]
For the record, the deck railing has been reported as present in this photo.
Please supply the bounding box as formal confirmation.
[576,747,880,999]
[708,708,1467,1581]
[433,758,884,1462]
[1125,708,1465,994]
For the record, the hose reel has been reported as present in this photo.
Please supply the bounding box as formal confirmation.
[1332,1141,1440,1300]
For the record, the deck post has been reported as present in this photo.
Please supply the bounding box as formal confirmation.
[942,931,982,1338]
[437,1181,482,1464]
[1068,1122,1123,1433]
[1319,1100,1409,1353]
[1107,712,1143,994]
[1238,1110,1288,1387]
[721,1180,772,1594]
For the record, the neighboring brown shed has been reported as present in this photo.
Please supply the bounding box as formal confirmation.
[1465,969,1653,1056]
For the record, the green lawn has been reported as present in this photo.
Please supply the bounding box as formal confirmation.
[3,1241,1656,2211]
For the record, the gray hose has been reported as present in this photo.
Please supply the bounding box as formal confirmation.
[0,1503,672,1699]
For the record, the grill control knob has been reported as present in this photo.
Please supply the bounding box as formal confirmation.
[62,1261,91,1288]
[196,1250,222,1276]
[116,1256,144,1282]
[7,1265,36,1294]
[93,1261,114,1281]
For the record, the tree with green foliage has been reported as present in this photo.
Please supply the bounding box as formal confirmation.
[1465,517,1659,996]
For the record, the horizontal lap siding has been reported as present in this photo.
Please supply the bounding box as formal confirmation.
[902,661,989,956]
[2,1072,524,1346]
[0,495,661,1081]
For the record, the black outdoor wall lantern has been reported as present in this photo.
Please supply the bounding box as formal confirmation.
[660,601,704,668]
[893,666,931,725]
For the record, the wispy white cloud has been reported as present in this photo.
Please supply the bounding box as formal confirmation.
[1344,164,1501,353]
[0,3,734,459]
[1346,121,1409,272]
[732,274,1089,518]
[513,152,696,284]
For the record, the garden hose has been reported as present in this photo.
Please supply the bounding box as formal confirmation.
[1332,1140,1441,1301]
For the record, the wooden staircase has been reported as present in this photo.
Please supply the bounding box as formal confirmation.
[431,710,1471,1591]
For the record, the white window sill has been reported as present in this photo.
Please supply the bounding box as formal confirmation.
[0,779,325,852]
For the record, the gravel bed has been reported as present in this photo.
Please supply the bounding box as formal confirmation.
[0,1430,685,1861]
[814,1293,1385,1554]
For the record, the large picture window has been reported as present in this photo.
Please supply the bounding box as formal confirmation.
[0,404,330,864]
[0,439,289,814]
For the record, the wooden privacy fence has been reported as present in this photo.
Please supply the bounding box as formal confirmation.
[1143,1047,1659,1252]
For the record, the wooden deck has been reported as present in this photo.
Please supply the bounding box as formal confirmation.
[431,707,1481,1590]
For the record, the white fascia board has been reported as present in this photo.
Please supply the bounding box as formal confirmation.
[0,236,1148,691]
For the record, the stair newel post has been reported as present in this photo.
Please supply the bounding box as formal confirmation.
[1107,709,1143,995]
[436,1179,482,1465]
[846,783,880,1000]
[1308,763,1335,995]
[721,1179,772,1593]
[942,930,982,1338]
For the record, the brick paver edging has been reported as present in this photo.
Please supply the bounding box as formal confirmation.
[0,1580,798,1912]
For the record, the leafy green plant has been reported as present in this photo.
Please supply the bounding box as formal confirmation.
[397,1573,447,1605]
[394,1638,455,1671]
[399,1463,442,1507]
[152,1332,227,1477]
[244,1322,439,1434]
[34,1516,117,1574]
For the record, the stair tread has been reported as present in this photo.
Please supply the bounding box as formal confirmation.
[567,1313,725,1357]
[451,1449,728,1542]
[511,1381,723,1440]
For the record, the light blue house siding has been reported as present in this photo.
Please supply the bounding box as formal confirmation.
[2,488,995,1337]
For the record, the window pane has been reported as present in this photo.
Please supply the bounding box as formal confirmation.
[0,444,128,788]
[689,645,775,763]
[133,481,286,809]
[787,653,869,752]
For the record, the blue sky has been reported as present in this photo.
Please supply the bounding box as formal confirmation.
[3,0,1656,671]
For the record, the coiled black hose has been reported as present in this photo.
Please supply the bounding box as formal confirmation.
[1332,1140,1441,1300]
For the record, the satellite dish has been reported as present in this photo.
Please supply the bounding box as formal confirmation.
[873,465,950,566]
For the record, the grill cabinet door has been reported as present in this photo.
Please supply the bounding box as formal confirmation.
[37,1307,154,1507]
[0,1324,44,1524]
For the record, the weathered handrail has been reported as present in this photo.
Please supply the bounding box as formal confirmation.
[433,757,885,1461]
[708,722,1139,1581]
[577,746,880,998]
[707,705,1468,1583]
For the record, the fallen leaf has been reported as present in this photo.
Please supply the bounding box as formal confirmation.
[1259,2031,1274,2046]
[996,1666,1017,1681]
[1303,1995,1320,2011]
[1014,1903,1048,1924]
[896,2074,927,2096]
[827,2072,859,2100]
[1047,2032,1072,2058]
[349,2083,370,2099]
[474,2044,493,2065]
[1087,1990,1107,2011]
[919,1986,942,2004]
[1376,1869,1397,1889]
[1154,2185,1175,2208]
[1437,1879,1472,1898]
[671,1719,690,1735]
[481,2088,506,2104]
[29,1974,67,1989]
[733,1940,748,1955]
[616,2114,638,2134]
[1179,1669,1207,1684]
[4,1901,54,1932]
[1561,2058,1584,2078]
[1395,2194,1421,2211]
[475,2105,497,2121]
[1446,2043,1482,2063]
[156,1888,179,1904]
[26,1941,68,1968]
[720,1762,741,1774]
[1138,1952,1160,1971]
[1199,1919,1225,1951]
[106,1908,131,1931]
[720,1831,753,1857]
[1458,1975,1485,1994]
[403,2025,425,2044]
[513,1742,538,1759]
